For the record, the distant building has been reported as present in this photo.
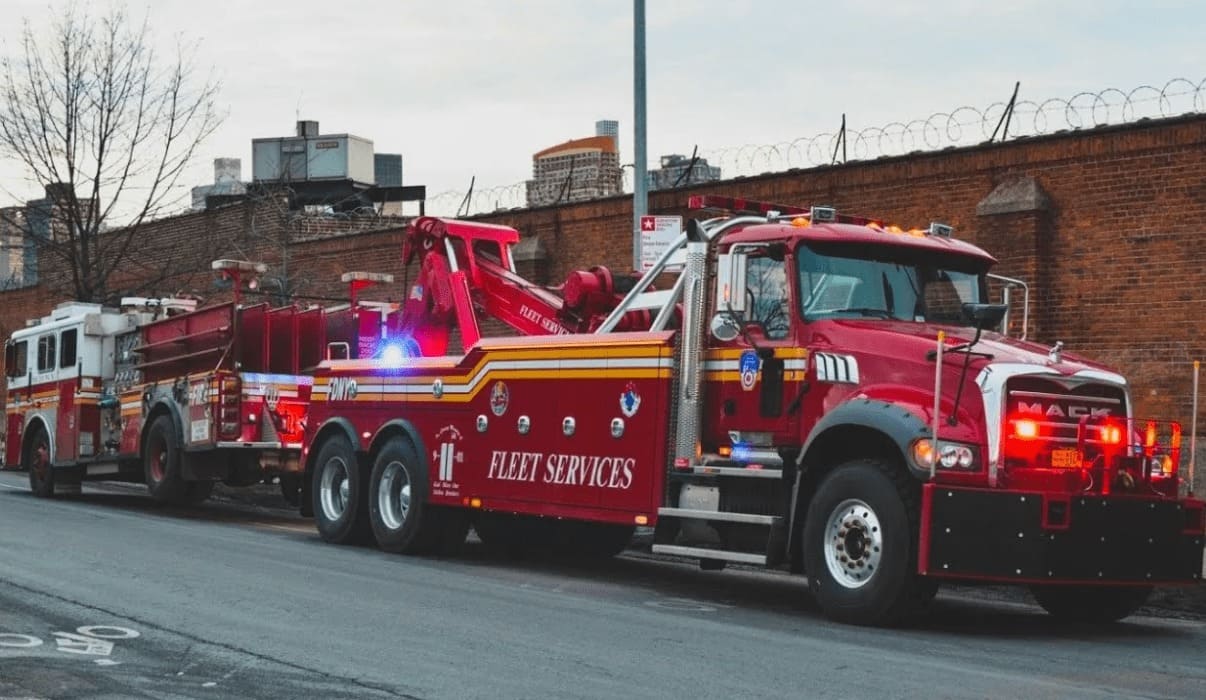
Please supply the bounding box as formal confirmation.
[247,120,425,214]
[0,206,27,289]
[647,153,722,191]
[0,183,94,290]
[595,119,619,145]
[191,158,247,211]
[526,123,623,208]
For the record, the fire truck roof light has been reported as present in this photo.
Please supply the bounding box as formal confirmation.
[928,222,954,237]
[211,259,268,274]
[341,271,395,284]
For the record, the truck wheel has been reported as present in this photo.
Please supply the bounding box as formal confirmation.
[368,437,466,554]
[312,436,370,544]
[143,416,189,504]
[24,428,54,498]
[1030,585,1152,623]
[802,458,932,626]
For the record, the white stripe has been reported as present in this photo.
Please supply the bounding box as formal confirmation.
[442,443,454,481]
[835,356,849,383]
[317,356,673,396]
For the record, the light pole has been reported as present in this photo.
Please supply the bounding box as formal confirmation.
[632,0,648,273]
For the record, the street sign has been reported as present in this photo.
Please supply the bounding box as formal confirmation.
[639,215,683,272]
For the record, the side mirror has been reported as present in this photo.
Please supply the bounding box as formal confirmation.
[709,313,741,342]
[961,303,1008,331]
[715,251,748,313]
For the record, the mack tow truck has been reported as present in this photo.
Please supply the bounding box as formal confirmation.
[301,197,1197,625]
[2,261,390,506]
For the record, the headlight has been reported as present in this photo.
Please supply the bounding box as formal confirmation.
[911,439,979,471]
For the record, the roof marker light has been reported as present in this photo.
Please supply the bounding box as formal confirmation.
[810,206,837,223]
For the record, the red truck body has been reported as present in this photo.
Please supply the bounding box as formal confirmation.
[300,196,1204,624]
[2,290,363,503]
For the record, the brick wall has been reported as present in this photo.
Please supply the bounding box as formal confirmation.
[4,114,1206,432]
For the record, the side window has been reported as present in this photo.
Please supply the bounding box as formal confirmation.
[6,340,28,378]
[36,334,56,372]
[60,328,78,369]
[746,257,790,340]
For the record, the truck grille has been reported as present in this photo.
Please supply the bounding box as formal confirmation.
[1002,377,1128,470]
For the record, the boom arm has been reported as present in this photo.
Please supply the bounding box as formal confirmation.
[391,217,654,355]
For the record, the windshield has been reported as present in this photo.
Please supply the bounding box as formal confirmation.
[797,243,986,325]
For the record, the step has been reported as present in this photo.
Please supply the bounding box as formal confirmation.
[689,465,783,480]
[651,544,768,566]
[657,507,781,526]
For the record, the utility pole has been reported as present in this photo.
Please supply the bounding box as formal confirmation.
[632,0,648,273]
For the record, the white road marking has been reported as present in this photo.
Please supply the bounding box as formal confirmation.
[0,633,43,648]
[93,658,121,666]
[0,482,25,490]
[53,631,113,656]
[76,625,139,640]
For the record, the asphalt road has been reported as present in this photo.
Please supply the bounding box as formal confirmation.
[1,471,1205,699]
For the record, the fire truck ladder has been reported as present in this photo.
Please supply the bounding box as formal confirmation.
[598,197,813,568]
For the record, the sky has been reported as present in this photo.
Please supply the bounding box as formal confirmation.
[1,0,1204,217]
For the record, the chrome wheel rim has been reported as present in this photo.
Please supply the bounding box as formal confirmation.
[319,456,351,521]
[823,498,883,589]
[377,460,411,531]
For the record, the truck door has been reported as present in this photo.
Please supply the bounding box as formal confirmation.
[704,251,804,451]
[55,328,80,462]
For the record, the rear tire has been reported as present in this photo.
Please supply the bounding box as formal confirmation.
[143,416,189,504]
[1030,585,1152,623]
[802,458,933,626]
[311,436,371,544]
[24,428,54,498]
[368,437,467,554]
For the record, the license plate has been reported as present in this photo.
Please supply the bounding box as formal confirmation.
[1050,448,1081,468]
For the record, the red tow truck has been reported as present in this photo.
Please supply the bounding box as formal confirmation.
[301,196,1204,625]
[2,261,389,506]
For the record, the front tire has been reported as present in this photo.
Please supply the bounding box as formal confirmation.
[1030,585,1152,623]
[803,458,933,626]
[311,436,370,544]
[24,428,54,498]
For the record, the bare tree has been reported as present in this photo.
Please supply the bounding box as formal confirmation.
[0,4,222,302]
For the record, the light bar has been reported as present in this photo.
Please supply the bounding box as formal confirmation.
[340,271,395,284]
[211,259,267,273]
[687,194,809,216]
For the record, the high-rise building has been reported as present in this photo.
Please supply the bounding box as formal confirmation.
[526,123,623,208]
[647,153,722,191]
[595,119,619,145]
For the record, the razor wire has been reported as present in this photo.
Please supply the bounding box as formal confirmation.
[426,77,1206,217]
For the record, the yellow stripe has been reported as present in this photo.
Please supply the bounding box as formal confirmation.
[315,367,673,403]
[705,347,808,360]
[322,341,671,377]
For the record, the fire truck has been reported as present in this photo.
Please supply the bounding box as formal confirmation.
[2,261,390,505]
[300,196,1204,624]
